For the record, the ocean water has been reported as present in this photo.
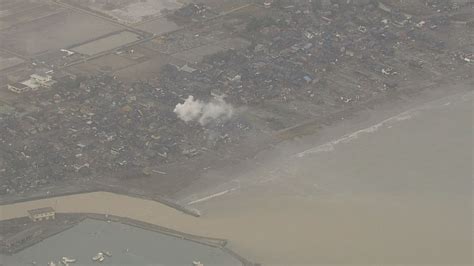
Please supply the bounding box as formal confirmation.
[191,90,473,265]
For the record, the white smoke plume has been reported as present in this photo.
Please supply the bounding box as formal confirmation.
[174,95,234,125]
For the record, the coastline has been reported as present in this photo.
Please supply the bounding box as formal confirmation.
[172,75,473,204]
[0,81,472,264]
[1,71,472,207]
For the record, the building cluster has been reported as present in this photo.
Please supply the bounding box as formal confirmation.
[158,0,472,117]
[7,72,56,94]
[28,207,56,222]
[0,0,472,195]
[171,3,215,23]
[0,73,249,195]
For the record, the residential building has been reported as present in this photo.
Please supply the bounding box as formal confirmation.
[28,207,55,222]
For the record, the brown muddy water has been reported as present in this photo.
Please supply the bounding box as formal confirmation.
[1,90,472,265]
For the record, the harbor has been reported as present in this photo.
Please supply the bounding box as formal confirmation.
[1,214,246,266]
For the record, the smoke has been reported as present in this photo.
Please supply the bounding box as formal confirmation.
[174,95,234,125]
[173,95,203,122]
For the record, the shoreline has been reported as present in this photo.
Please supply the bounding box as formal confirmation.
[171,75,473,204]
[0,73,472,208]
[0,86,471,264]
[0,185,201,217]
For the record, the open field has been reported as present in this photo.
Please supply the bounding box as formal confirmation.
[0,0,65,30]
[172,37,251,63]
[135,17,180,35]
[84,54,137,73]
[61,0,184,24]
[113,52,180,81]
[0,10,121,57]
[71,31,141,56]
[0,52,24,71]
[196,0,252,13]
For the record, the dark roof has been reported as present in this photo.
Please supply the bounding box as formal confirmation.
[8,82,28,88]
[27,207,55,216]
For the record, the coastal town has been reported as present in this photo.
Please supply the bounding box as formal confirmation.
[0,0,472,198]
[0,0,472,265]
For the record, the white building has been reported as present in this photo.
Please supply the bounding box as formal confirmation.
[264,0,273,8]
[28,207,56,222]
[20,73,56,90]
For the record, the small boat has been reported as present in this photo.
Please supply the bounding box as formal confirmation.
[48,262,56,266]
[92,252,104,261]
[103,251,112,257]
[98,256,105,262]
[61,257,76,263]
[192,261,204,266]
